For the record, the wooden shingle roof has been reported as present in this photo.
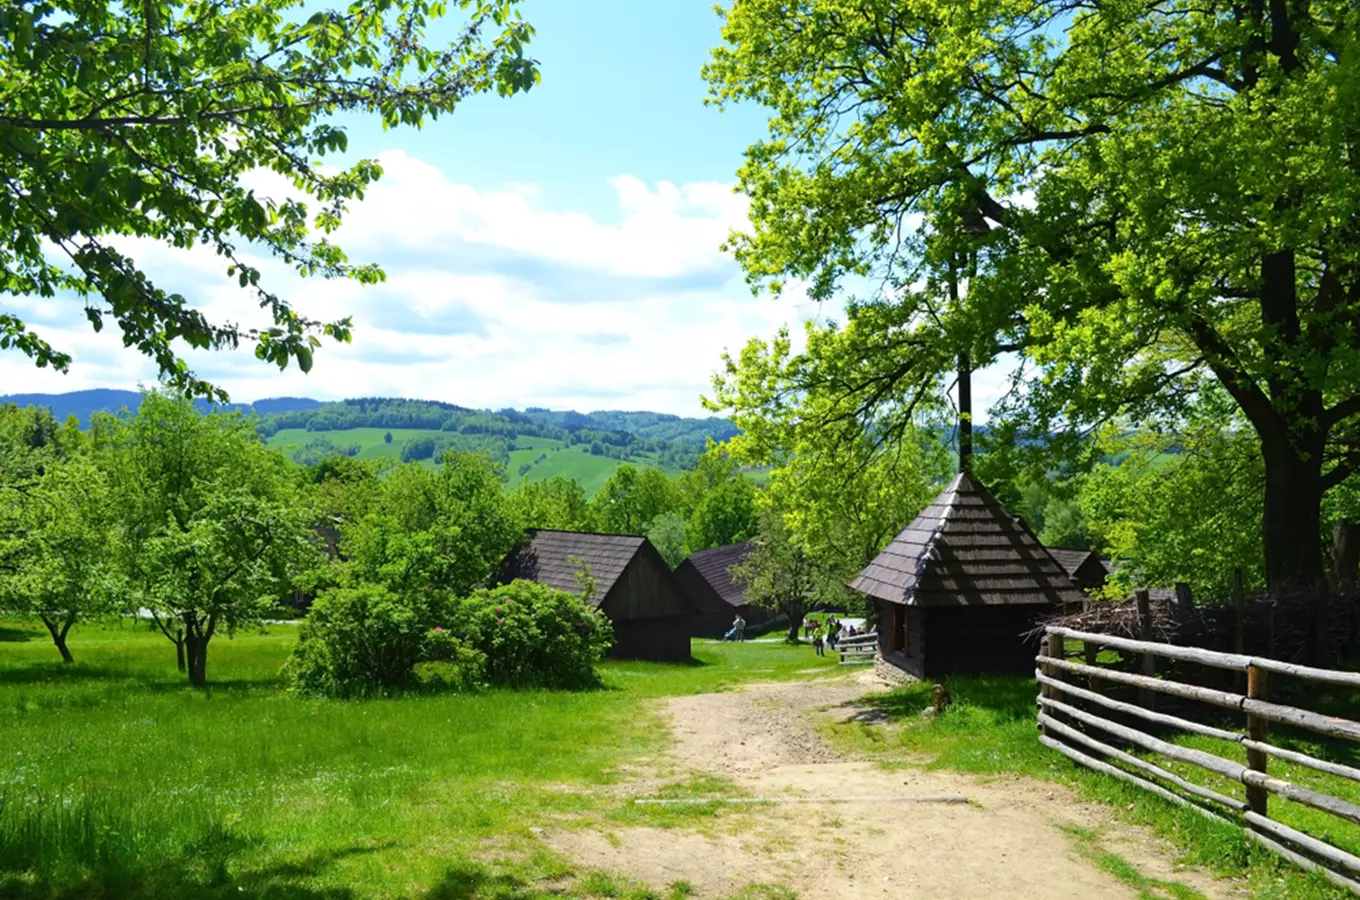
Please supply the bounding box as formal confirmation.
[1046,547,1105,580]
[850,472,1084,607]
[681,542,753,608]
[496,530,646,604]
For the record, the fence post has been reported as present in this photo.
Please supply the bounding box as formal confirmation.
[1268,603,1277,659]
[1233,569,1246,692]
[1175,582,1194,618]
[1040,630,1063,736]
[1136,589,1156,710]
[1246,664,1270,816]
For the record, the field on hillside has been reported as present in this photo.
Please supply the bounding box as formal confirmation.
[263,428,685,495]
[0,619,835,899]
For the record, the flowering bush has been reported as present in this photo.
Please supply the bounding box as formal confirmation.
[449,580,613,689]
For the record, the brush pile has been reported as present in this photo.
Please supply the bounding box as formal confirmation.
[1039,590,1360,666]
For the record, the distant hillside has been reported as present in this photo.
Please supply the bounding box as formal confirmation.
[0,389,323,426]
[1,392,740,477]
[256,398,737,472]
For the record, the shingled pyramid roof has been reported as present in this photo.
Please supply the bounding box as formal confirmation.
[850,472,1083,607]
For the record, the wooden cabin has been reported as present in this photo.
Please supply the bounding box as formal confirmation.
[1045,547,1111,598]
[493,529,695,661]
[850,472,1084,679]
[674,542,773,638]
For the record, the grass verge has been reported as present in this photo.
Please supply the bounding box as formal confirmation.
[0,619,836,899]
[825,675,1355,900]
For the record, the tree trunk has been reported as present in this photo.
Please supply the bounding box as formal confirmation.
[1330,522,1360,595]
[174,630,186,673]
[40,615,74,664]
[185,634,209,687]
[1260,433,1326,592]
[1260,430,1329,662]
[784,597,806,644]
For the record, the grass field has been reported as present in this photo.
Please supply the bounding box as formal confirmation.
[262,429,685,496]
[825,675,1357,899]
[0,618,835,899]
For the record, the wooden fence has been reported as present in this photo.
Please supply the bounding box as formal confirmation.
[1036,624,1360,895]
[837,632,877,665]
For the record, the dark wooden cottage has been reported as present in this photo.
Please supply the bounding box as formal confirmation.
[850,472,1084,678]
[1045,547,1111,597]
[493,529,695,662]
[674,542,772,638]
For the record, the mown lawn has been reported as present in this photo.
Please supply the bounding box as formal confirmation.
[0,619,835,899]
[825,674,1358,900]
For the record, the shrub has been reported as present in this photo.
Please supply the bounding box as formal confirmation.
[449,581,613,689]
[287,584,447,697]
[287,581,612,696]
[413,628,486,691]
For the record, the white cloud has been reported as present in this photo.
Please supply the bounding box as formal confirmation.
[331,151,749,280]
[0,151,1034,422]
[0,152,814,417]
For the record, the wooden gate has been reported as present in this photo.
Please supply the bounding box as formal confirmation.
[1036,625,1360,894]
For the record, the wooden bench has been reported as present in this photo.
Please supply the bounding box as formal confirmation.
[837,633,878,665]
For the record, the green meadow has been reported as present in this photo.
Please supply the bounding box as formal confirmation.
[0,619,835,899]
[263,429,684,496]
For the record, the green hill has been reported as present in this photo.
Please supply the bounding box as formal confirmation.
[263,428,686,496]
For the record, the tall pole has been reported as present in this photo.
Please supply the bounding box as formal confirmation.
[958,350,973,474]
[949,252,974,475]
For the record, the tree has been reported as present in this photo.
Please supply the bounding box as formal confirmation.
[646,512,688,568]
[384,431,394,444]
[0,456,117,662]
[706,0,1360,592]
[1078,420,1265,600]
[732,504,814,643]
[400,436,438,462]
[709,329,953,600]
[678,448,759,553]
[99,392,311,686]
[591,465,681,536]
[1,0,538,399]
[340,453,520,595]
[506,476,593,532]
[684,477,756,554]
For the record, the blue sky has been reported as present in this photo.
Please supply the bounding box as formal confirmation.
[3,1,1009,419]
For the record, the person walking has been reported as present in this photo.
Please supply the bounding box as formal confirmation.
[812,624,825,657]
[733,613,746,643]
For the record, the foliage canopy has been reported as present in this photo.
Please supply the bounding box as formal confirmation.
[706,0,1360,590]
[0,0,537,398]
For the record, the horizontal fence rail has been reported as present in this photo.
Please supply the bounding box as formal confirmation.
[836,632,877,666]
[1037,626,1360,895]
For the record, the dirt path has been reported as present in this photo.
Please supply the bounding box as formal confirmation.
[548,673,1242,900]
